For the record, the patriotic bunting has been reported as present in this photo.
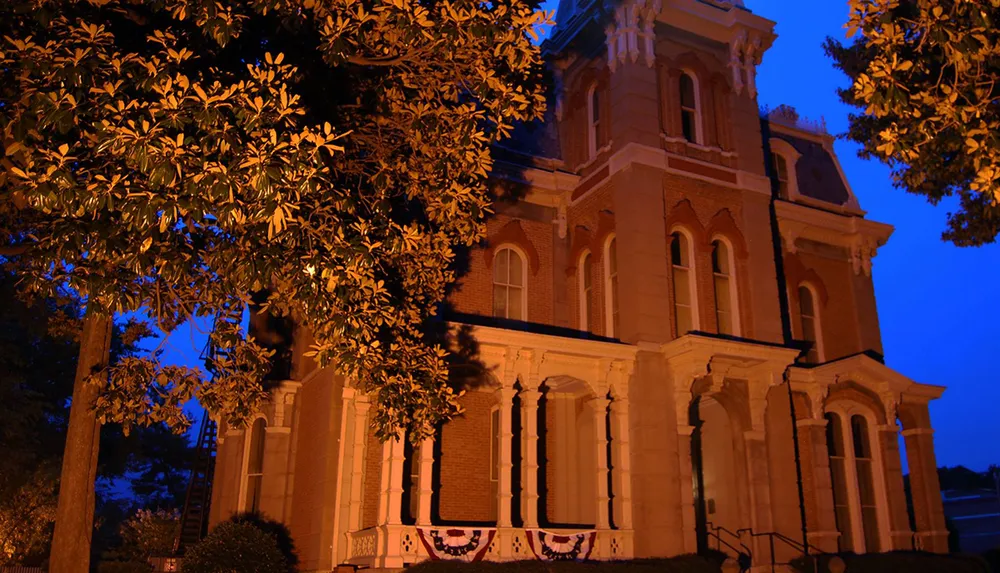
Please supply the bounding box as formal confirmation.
[526,529,597,561]
[416,527,496,562]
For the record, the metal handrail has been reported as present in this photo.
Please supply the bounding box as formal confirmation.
[706,522,752,572]
[737,528,832,573]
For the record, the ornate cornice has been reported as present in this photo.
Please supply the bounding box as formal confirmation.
[775,199,893,277]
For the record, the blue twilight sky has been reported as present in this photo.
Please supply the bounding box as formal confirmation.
[156,0,1000,473]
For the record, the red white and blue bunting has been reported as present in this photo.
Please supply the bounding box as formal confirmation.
[416,527,496,562]
[526,529,597,561]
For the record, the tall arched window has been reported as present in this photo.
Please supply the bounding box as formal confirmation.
[579,252,593,331]
[679,72,700,144]
[493,247,526,320]
[825,412,853,552]
[244,418,266,513]
[798,285,823,363]
[852,415,880,552]
[671,231,697,335]
[711,239,739,336]
[772,152,790,196]
[826,409,884,553]
[604,237,619,337]
[587,84,600,159]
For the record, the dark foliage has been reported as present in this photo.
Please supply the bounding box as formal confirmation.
[792,551,989,573]
[181,517,295,573]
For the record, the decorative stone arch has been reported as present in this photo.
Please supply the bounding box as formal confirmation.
[825,381,889,426]
[665,199,708,245]
[783,253,831,307]
[591,209,617,259]
[484,219,540,276]
[705,208,749,258]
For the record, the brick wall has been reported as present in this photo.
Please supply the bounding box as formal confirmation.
[438,390,499,522]
[449,211,556,326]
[361,426,383,529]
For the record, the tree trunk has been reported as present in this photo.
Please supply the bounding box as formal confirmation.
[49,310,112,573]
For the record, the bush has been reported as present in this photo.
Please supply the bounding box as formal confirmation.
[791,551,989,573]
[406,555,726,573]
[181,519,292,573]
[97,561,152,573]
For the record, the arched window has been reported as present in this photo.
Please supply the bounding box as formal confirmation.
[244,418,266,513]
[772,152,790,196]
[852,415,880,552]
[587,84,601,159]
[711,239,739,336]
[825,409,884,553]
[579,251,593,331]
[671,231,697,335]
[493,247,526,320]
[679,72,700,144]
[798,284,823,363]
[604,237,620,337]
[825,412,853,552]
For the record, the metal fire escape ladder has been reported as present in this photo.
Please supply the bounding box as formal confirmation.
[173,414,218,554]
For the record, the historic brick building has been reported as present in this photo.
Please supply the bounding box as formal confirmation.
[208,0,949,569]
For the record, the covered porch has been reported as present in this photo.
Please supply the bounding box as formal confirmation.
[335,325,639,567]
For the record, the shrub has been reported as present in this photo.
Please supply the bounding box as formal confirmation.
[405,555,726,573]
[181,519,291,573]
[791,551,989,573]
[97,561,152,573]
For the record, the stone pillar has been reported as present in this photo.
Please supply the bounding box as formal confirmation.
[590,397,612,529]
[677,423,698,554]
[416,438,434,526]
[796,417,839,553]
[496,386,516,527]
[878,424,913,550]
[744,430,774,561]
[610,398,634,529]
[260,425,292,521]
[376,435,407,567]
[903,427,948,553]
[520,388,541,527]
[347,398,370,533]
[377,437,406,526]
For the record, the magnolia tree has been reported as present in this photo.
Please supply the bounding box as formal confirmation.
[1,0,548,570]
[826,0,1000,246]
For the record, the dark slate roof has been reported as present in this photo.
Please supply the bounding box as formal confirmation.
[770,129,851,206]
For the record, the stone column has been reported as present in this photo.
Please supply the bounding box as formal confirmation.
[744,430,774,561]
[347,398,370,533]
[903,427,948,553]
[677,423,698,554]
[376,435,407,568]
[590,397,612,529]
[520,388,541,528]
[496,386,516,527]
[796,417,839,553]
[610,398,634,529]
[377,436,405,527]
[878,424,913,550]
[416,438,434,526]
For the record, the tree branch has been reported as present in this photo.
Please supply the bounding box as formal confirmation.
[0,244,31,256]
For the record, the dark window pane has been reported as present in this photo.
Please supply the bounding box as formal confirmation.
[680,74,696,108]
